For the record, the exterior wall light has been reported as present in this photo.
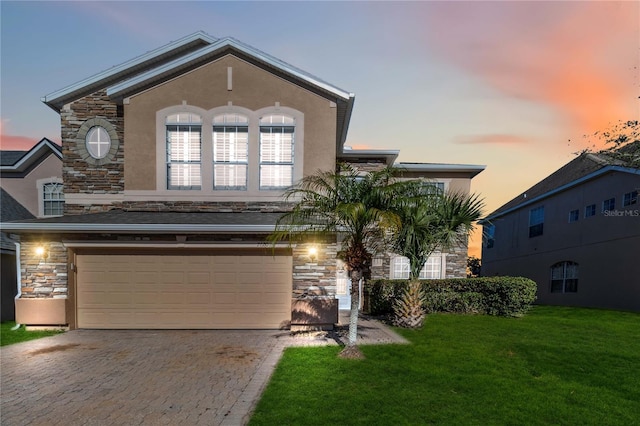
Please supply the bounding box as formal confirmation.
[308,246,318,262]
[35,246,49,260]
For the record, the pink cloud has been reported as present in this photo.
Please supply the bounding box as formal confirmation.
[420,2,639,141]
[0,134,40,151]
[0,121,41,150]
[453,134,531,145]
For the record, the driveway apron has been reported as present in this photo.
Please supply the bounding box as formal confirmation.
[0,329,287,426]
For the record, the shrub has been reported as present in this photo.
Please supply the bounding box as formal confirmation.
[366,277,537,317]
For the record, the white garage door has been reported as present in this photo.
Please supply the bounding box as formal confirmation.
[76,254,292,329]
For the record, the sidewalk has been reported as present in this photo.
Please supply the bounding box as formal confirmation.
[275,310,410,348]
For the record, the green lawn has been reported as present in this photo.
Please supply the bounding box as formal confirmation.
[250,306,640,425]
[0,322,63,346]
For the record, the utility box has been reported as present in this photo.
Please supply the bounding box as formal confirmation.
[291,297,339,331]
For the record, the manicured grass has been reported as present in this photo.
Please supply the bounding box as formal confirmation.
[250,306,640,425]
[0,322,63,346]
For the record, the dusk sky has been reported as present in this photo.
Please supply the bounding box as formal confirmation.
[1,1,638,256]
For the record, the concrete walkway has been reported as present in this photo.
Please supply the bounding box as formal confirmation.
[0,313,406,426]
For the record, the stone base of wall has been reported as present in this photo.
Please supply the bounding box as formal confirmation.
[15,298,67,326]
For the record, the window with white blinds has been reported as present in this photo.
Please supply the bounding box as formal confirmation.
[391,255,442,279]
[213,114,248,189]
[259,115,294,189]
[166,113,202,189]
[43,182,64,216]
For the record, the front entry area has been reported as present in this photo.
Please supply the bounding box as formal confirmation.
[75,252,292,329]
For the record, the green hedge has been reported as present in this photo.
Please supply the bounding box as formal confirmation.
[366,277,537,317]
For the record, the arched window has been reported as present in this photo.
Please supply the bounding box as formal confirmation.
[37,178,64,217]
[550,261,578,293]
[166,113,202,189]
[213,114,248,190]
[259,114,294,189]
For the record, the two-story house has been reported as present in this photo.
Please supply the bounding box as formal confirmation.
[481,150,640,312]
[1,139,63,321]
[2,32,484,329]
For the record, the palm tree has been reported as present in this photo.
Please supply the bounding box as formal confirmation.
[391,185,484,327]
[270,164,403,358]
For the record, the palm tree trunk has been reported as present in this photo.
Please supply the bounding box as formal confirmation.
[339,268,365,359]
[347,273,360,346]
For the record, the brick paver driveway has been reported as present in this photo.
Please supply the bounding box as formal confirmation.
[1,329,289,426]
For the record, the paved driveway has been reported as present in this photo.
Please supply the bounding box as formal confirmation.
[0,329,289,426]
[1,315,406,426]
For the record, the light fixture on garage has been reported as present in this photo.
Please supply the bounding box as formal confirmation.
[308,246,318,262]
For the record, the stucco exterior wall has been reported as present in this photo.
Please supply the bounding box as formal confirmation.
[124,55,337,191]
[482,170,640,311]
[1,154,62,217]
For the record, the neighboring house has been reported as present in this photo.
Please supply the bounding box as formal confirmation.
[1,140,63,321]
[1,32,484,329]
[480,150,640,312]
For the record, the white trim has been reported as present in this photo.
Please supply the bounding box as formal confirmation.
[0,138,62,172]
[1,223,277,233]
[395,163,486,173]
[62,241,289,249]
[481,165,640,223]
[36,177,64,218]
[155,104,304,195]
[107,37,352,100]
[42,32,217,107]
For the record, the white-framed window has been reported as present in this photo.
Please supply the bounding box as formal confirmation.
[568,209,579,223]
[391,255,442,279]
[156,106,303,196]
[623,190,637,207]
[484,224,495,248]
[85,126,112,159]
[550,261,578,293]
[602,197,615,212]
[37,178,64,217]
[166,113,202,189]
[259,114,294,189]
[213,113,248,190]
[529,206,544,238]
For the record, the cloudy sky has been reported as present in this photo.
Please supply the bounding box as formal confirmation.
[1,1,638,255]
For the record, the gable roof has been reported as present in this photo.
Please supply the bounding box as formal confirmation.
[41,32,355,149]
[41,31,217,111]
[482,151,640,222]
[0,188,35,223]
[0,138,62,176]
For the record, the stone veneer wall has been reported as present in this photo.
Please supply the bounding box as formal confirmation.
[19,239,68,299]
[292,241,338,297]
[17,233,340,301]
[65,201,294,215]
[61,89,124,202]
[444,242,468,278]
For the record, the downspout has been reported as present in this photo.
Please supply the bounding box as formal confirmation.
[11,241,22,330]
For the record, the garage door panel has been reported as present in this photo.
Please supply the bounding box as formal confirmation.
[77,254,292,329]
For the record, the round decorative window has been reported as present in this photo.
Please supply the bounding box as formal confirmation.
[76,118,119,166]
[85,126,111,159]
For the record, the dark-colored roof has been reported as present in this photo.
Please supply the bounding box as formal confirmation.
[0,210,285,234]
[0,151,27,167]
[0,188,35,222]
[1,188,35,252]
[483,151,638,221]
[0,138,62,177]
